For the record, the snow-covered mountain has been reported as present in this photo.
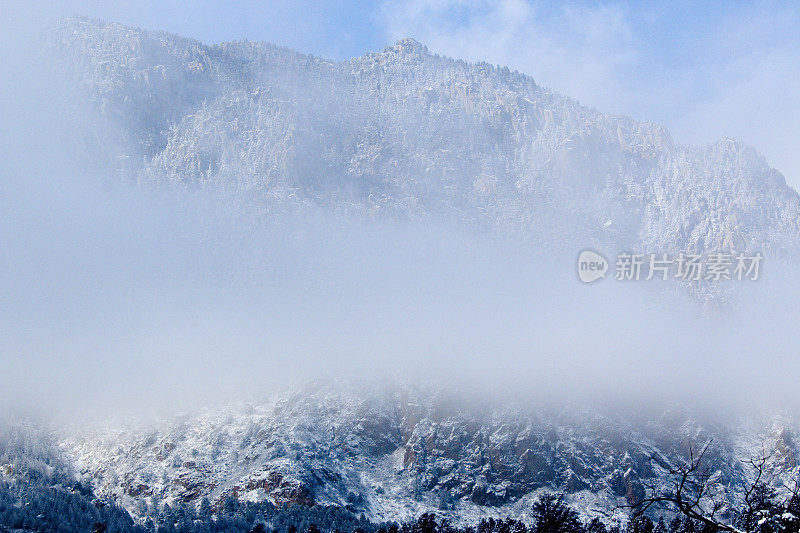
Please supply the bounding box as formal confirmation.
[24,16,800,527]
[49,17,800,257]
[63,383,800,524]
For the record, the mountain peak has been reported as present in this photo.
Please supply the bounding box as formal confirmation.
[388,37,430,56]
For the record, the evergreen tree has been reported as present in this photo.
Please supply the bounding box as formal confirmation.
[531,494,583,533]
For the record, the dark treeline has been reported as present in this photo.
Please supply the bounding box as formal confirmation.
[4,488,800,533]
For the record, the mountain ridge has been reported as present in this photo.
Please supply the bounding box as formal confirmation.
[48,16,800,259]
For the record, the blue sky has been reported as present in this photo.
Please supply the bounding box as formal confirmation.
[6,0,800,188]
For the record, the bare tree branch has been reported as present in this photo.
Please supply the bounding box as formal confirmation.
[620,440,745,533]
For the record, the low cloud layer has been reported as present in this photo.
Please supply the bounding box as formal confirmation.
[1,6,800,424]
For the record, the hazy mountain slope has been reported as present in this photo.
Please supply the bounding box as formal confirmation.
[0,418,144,532]
[49,17,800,256]
[62,384,800,524]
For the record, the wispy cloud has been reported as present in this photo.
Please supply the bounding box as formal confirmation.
[378,0,638,110]
[376,0,800,189]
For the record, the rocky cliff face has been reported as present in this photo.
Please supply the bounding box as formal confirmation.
[64,384,800,523]
[49,18,800,258]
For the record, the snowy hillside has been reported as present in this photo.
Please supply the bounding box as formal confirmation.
[62,383,800,524]
[48,17,800,257]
